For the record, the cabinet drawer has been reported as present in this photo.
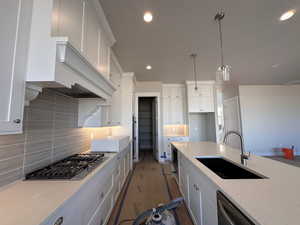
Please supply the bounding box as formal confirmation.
[81,169,113,224]
[42,194,83,225]
[88,190,113,225]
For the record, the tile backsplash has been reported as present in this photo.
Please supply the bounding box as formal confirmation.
[0,89,91,188]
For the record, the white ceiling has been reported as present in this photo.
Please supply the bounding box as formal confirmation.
[100,0,300,84]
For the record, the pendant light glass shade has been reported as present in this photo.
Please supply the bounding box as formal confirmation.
[216,65,231,83]
[215,12,231,83]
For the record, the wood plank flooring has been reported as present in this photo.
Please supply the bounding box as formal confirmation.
[107,152,194,225]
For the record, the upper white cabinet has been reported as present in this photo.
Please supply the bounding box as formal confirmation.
[52,0,84,51]
[83,0,100,69]
[0,0,32,134]
[186,81,215,113]
[109,52,123,126]
[162,84,186,125]
[26,0,116,99]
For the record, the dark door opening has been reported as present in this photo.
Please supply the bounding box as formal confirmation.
[138,97,157,158]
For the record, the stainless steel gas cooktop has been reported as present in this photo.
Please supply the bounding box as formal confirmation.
[25,153,107,180]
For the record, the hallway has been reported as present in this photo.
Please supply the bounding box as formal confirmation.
[107,152,194,225]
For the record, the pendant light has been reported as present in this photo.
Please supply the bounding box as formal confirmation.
[215,11,231,82]
[190,53,198,90]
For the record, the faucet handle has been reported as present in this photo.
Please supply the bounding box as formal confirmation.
[242,151,251,160]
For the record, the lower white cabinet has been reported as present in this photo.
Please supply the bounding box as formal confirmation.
[178,152,218,225]
[188,168,203,225]
[88,189,113,225]
[42,145,131,225]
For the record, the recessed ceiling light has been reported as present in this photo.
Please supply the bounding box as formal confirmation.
[144,11,153,23]
[280,9,296,21]
[146,65,152,70]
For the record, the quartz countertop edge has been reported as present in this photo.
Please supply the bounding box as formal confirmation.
[0,152,118,225]
[172,141,300,225]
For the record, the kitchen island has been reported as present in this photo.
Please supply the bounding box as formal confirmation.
[172,141,300,225]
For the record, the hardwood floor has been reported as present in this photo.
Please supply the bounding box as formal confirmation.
[107,151,194,225]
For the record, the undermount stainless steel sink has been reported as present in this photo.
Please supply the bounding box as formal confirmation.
[195,156,266,179]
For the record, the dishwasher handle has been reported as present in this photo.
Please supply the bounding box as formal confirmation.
[218,199,235,225]
[217,191,255,225]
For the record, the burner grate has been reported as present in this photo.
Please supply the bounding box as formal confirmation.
[25,153,106,180]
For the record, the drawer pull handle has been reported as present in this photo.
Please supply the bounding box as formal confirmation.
[13,119,21,124]
[100,192,104,199]
[54,217,63,225]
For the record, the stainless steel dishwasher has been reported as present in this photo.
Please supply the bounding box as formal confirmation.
[217,191,255,225]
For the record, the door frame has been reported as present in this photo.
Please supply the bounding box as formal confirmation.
[134,92,161,162]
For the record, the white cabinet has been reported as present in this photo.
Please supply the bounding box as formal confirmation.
[27,0,116,100]
[0,0,32,134]
[42,144,132,225]
[53,0,84,51]
[178,154,189,201]
[99,35,111,79]
[188,168,203,225]
[162,85,186,125]
[186,81,215,113]
[178,152,218,225]
[52,0,113,77]
[83,0,100,68]
[109,53,123,125]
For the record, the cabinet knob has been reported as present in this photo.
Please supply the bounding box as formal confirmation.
[100,192,104,199]
[13,119,21,124]
[54,217,63,225]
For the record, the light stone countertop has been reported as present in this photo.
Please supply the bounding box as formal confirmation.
[172,141,300,225]
[0,152,117,225]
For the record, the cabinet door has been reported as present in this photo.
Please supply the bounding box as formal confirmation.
[179,163,189,201]
[55,0,84,51]
[188,84,214,113]
[0,0,30,134]
[88,190,113,225]
[172,96,184,124]
[188,173,203,225]
[42,195,83,225]
[162,97,172,125]
[110,72,122,125]
[83,0,100,68]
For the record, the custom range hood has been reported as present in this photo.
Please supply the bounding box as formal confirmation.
[26,0,116,100]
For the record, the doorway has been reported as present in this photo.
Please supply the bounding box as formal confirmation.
[138,97,156,156]
[134,93,161,162]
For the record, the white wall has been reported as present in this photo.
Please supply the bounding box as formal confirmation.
[239,85,300,156]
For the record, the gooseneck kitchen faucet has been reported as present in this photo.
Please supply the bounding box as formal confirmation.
[223,130,249,165]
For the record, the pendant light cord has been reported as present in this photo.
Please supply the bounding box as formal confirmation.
[215,12,225,68]
[190,54,198,90]
[218,19,224,67]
